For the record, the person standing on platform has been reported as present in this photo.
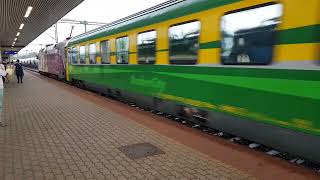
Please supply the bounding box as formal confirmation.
[14,60,24,84]
[0,61,8,127]
[4,62,11,83]
[1,61,6,83]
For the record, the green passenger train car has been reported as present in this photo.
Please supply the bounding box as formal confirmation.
[65,0,320,163]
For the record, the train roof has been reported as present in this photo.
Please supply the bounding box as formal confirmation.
[68,0,240,46]
[40,40,68,55]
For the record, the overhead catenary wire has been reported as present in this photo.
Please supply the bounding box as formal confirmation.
[72,0,187,40]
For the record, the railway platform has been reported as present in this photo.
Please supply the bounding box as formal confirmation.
[0,71,254,180]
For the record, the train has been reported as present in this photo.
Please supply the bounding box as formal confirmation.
[19,57,39,69]
[38,41,68,79]
[37,0,320,163]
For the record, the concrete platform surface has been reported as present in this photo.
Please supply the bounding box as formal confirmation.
[0,72,255,180]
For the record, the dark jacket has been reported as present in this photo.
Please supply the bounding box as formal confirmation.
[15,63,24,76]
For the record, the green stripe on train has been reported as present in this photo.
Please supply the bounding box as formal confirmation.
[277,25,320,44]
[70,64,320,81]
[200,41,220,49]
[68,65,320,136]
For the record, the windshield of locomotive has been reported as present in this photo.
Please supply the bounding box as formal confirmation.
[221,4,283,65]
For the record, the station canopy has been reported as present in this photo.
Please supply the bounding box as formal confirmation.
[0,0,84,55]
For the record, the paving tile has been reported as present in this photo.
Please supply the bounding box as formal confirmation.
[0,72,256,180]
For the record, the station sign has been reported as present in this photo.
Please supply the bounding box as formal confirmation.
[2,51,18,55]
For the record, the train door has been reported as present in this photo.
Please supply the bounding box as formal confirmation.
[65,48,71,81]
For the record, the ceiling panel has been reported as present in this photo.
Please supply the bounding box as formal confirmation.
[0,0,84,54]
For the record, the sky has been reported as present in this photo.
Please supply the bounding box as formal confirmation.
[19,0,167,56]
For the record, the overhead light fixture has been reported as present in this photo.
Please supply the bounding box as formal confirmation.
[19,23,24,30]
[14,38,17,41]
[24,6,33,18]
[16,32,20,36]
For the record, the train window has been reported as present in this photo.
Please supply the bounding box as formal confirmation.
[79,46,86,64]
[89,43,96,64]
[116,36,129,64]
[221,3,283,65]
[100,40,111,64]
[137,30,157,64]
[169,21,200,65]
[71,47,78,64]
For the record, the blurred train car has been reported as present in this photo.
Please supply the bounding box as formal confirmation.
[19,57,39,70]
[38,48,48,73]
[38,40,68,79]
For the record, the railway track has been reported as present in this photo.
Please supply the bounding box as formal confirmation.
[118,100,320,173]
